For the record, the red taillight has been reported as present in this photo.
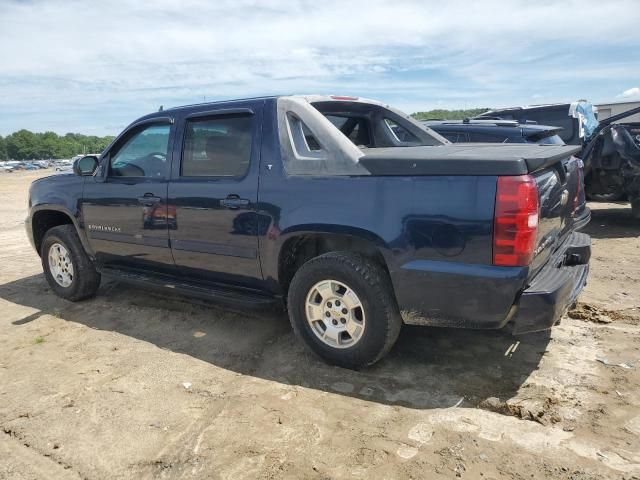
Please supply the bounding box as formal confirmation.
[573,158,584,214]
[493,175,539,267]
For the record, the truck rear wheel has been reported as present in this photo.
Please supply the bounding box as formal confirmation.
[287,252,402,369]
[41,225,101,301]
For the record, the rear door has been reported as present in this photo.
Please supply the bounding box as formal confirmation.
[81,119,176,273]
[168,103,264,288]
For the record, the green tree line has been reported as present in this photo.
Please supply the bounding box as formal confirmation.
[0,130,115,161]
[411,108,490,121]
[0,110,491,160]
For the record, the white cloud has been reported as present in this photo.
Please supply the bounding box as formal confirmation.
[1,0,639,134]
[620,87,640,98]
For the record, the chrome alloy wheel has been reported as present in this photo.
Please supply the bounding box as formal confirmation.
[304,279,366,348]
[48,242,74,287]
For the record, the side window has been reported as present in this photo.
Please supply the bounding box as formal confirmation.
[384,118,420,144]
[110,124,170,178]
[182,115,253,177]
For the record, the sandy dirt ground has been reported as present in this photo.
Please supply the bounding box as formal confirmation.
[1,170,639,480]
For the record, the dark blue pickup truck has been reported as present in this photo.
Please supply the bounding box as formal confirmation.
[26,95,591,368]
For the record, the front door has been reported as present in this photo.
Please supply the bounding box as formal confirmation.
[81,120,176,274]
[168,104,263,288]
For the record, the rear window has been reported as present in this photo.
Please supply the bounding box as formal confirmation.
[325,115,371,146]
[311,100,444,148]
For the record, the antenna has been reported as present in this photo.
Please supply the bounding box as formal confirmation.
[158,105,164,112]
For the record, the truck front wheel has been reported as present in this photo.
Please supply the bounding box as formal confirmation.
[41,225,101,301]
[287,252,402,369]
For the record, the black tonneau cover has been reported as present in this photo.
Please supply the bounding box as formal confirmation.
[359,144,581,176]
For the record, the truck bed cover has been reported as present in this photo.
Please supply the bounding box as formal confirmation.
[359,144,581,176]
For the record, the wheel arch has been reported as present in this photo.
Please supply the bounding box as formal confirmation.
[30,206,89,257]
[276,226,391,297]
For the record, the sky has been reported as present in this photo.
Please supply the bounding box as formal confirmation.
[1,0,639,136]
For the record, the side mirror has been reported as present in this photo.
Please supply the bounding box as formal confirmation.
[73,155,99,176]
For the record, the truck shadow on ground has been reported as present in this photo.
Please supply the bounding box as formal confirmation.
[1,274,551,411]
[582,203,640,239]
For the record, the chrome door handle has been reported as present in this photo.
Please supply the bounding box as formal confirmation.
[137,194,161,206]
[220,196,249,209]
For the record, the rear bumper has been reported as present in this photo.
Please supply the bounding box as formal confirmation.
[573,207,591,231]
[511,231,591,334]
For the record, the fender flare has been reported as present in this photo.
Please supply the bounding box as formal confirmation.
[266,223,393,290]
[30,204,95,258]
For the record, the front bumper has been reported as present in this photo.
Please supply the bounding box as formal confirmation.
[511,231,591,334]
[25,216,36,252]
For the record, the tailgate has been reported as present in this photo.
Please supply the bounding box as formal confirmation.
[529,154,587,276]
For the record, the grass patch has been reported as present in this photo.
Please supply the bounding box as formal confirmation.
[33,336,45,344]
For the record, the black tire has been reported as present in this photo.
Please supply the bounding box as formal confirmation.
[585,179,626,202]
[41,225,101,301]
[631,197,640,219]
[287,252,402,369]
[586,190,626,202]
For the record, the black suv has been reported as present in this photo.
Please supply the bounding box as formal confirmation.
[476,102,640,209]
[475,103,581,145]
[423,119,565,145]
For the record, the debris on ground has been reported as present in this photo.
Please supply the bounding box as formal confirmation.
[596,357,635,369]
[569,302,638,324]
[477,396,562,425]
